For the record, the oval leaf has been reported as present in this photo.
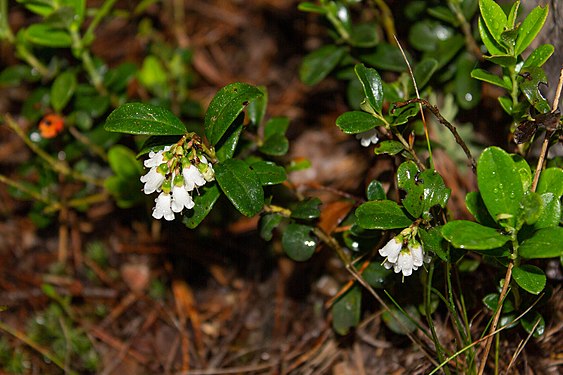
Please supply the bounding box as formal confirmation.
[282,223,318,261]
[250,161,287,186]
[356,200,413,230]
[204,83,263,145]
[105,103,186,135]
[513,264,546,295]
[299,45,347,86]
[291,198,322,220]
[479,0,507,45]
[441,220,510,250]
[523,44,554,68]
[515,5,548,56]
[332,285,361,335]
[336,111,384,134]
[519,227,563,259]
[24,24,72,47]
[354,64,383,113]
[183,185,221,229]
[51,71,77,112]
[215,159,264,217]
[373,140,404,155]
[477,147,524,228]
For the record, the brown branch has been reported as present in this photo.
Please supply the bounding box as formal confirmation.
[394,98,477,173]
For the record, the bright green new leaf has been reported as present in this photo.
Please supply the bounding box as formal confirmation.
[16,0,54,16]
[523,44,554,68]
[354,64,383,114]
[282,223,318,261]
[515,5,548,56]
[520,227,563,259]
[484,54,516,67]
[479,0,507,45]
[537,167,563,197]
[183,185,221,229]
[441,220,509,250]
[51,71,77,113]
[250,161,286,186]
[513,264,546,295]
[477,147,524,228]
[534,193,560,229]
[105,103,186,135]
[107,145,143,178]
[332,285,361,335]
[24,24,72,47]
[471,69,511,90]
[299,45,347,86]
[215,159,264,217]
[356,200,412,230]
[204,83,263,145]
[336,111,385,134]
[478,17,505,55]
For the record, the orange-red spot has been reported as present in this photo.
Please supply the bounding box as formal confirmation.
[38,114,65,138]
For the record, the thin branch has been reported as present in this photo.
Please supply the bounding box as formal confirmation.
[394,98,477,173]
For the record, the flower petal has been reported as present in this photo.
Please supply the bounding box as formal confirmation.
[379,237,402,263]
[153,192,174,221]
[171,185,194,212]
[141,167,166,194]
[410,243,424,267]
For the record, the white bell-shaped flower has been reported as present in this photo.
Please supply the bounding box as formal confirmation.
[379,236,403,264]
[355,128,379,147]
[183,163,206,191]
[394,249,415,276]
[140,167,166,194]
[144,146,171,168]
[171,184,194,212]
[410,243,424,268]
[152,192,175,221]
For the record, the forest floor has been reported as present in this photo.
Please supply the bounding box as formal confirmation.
[0,1,562,374]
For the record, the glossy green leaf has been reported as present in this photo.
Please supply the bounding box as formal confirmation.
[519,66,550,113]
[515,5,548,56]
[513,264,546,295]
[138,55,167,94]
[282,223,318,261]
[442,220,509,250]
[247,86,267,126]
[24,24,72,47]
[430,34,465,70]
[477,147,524,227]
[359,43,407,72]
[291,197,321,220]
[215,159,264,217]
[264,117,289,138]
[204,83,263,145]
[259,213,283,241]
[520,227,563,259]
[349,22,379,48]
[397,161,451,219]
[517,191,543,226]
[523,44,554,68]
[482,293,515,313]
[484,54,516,67]
[43,6,76,29]
[183,184,221,228]
[534,193,561,229]
[50,71,76,113]
[471,69,511,90]
[16,0,55,16]
[466,191,497,227]
[366,180,386,201]
[373,140,404,155]
[455,54,481,109]
[354,64,383,114]
[498,96,513,115]
[0,65,38,86]
[107,145,143,177]
[137,135,183,157]
[215,121,243,162]
[479,0,507,44]
[507,0,520,28]
[409,20,454,52]
[332,285,361,335]
[336,111,384,134]
[356,200,413,230]
[105,103,186,135]
[537,167,563,197]
[521,312,545,338]
[419,226,448,262]
[512,155,532,191]
[259,133,289,156]
[299,45,347,86]
[478,17,505,55]
[250,161,286,186]
[389,103,420,126]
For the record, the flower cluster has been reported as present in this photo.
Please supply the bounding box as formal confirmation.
[379,230,431,277]
[356,128,379,147]
[140,138,215,221]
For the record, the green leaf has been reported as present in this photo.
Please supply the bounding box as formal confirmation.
[518,191,543,226]
[250,161,286,186]
[291,198,322,220]
[105,146,143,209]
[520,227,563,259]
[23,24,72,47]
[409,20,454,52]
[519,66,550,113]
[478,17,505,55]
[107,145,143,177]
[138,55,167,94]
[366,180,386,200]
[441,220,510,250]
[471,69,511,90]
[282,223,318,261]
[204,83,263,145]
[215,121,243,162]
[359,43,407,72]
[537,167,563,197]
[299,45,347,86]
[523,44,554,68]
[419,227,448,262]
[183,184,221,228]
[354,64,383,114]
[297,2,326,13]
[479,0,507,45]
[332,285,361,335]
[466,191,497,227]
[521,312,545,338]
[534,193,561,229]
[105,103,186,135]
[137,135,183,157]
[349,22,379,48]
[412,58,438,89]
[356,200,413,230]
[382,305,419,335]
[515,5,548,56]
[50,71,76,113]
[336,111,385,134]
[259,133,289,156]
[484,54,517,67]
[455,54,481,109]
[215,159,264,217]
[373,140,404,155]
[264,117,289,138]
[397,161,451,219]
[477,147,524,227]
[507,0,520,28]
[361,262,392,288]
[247,86,267,126]
[16,0,55,16]
[512,155,532,191]
[259,213,283,241]
[513,264,546,294]
[389,103,420,126]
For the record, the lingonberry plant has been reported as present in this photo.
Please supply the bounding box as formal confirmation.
[1,0,562,373]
